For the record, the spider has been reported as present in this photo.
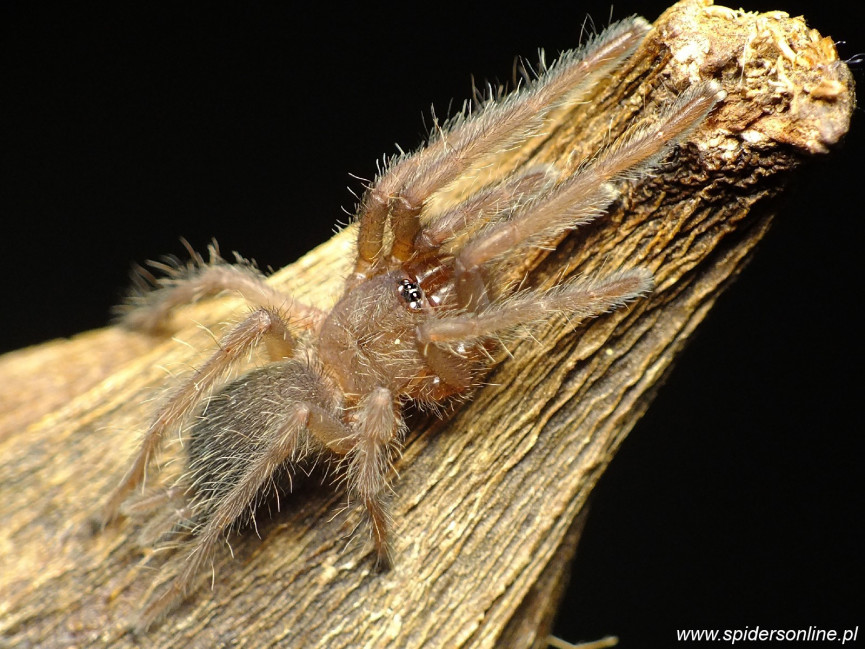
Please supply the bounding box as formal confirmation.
[99,16,724,628]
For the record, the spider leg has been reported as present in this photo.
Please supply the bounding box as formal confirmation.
[418,268,653,348]
[346,387,404,567]
[101,307,296,526]
[353,17,651,277]
[413,165,558,253]
[121,485,194,547]
[120,242,325,333]
[452,82,725,309]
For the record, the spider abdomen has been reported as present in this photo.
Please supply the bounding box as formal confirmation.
[185,360,338,521]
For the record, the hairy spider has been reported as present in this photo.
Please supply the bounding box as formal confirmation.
[100,16,724,628]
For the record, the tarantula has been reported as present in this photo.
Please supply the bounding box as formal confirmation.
[100,16,724,627]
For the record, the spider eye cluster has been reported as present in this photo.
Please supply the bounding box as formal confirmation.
[398,279,424,311]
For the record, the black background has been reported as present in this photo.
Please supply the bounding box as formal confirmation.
[3,2,862,645]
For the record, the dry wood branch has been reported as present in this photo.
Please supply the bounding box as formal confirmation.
[0,2,853,647]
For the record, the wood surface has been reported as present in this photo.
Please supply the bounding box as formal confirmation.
[0,1,853,647]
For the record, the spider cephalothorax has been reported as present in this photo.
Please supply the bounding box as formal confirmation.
[100,16,724,628]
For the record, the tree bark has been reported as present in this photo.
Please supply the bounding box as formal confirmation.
[0,2,853,647]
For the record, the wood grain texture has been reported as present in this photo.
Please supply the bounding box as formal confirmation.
[0,2,853,647]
